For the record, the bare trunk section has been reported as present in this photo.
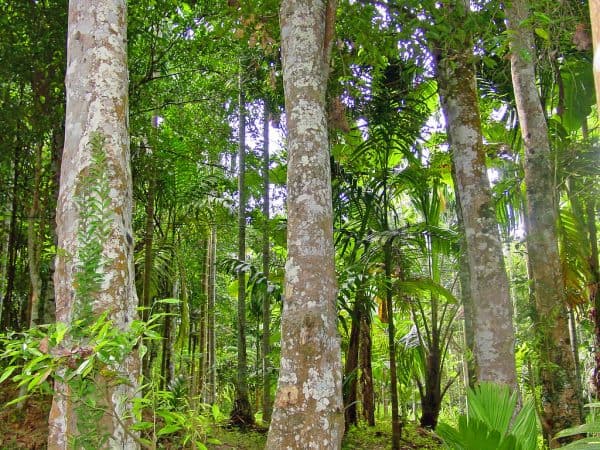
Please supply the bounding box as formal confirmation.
[266,0,344,447]
[27,143,44,328]
[506,0,582,443]
[205,225,217,405]
[452,178,477,390]
[231,73,254,426]
[384,242,402,447]
[358,299,375,426]
[48,1,140,448]
[141,152,155,382]
[261,103,273,423]
[435,8,517,388]
[1,147,20,331]
[343,307,360,428]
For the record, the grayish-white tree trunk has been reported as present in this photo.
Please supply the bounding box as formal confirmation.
[47,1,139,448]
[266,0,344,448]
[435,4,517,388]
[506,0,581,443]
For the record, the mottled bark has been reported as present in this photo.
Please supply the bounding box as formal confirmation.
[48,1,139,448]
[506,0,582,443]
[266,0,344,447]
[435,8,517,388]
[452,178,477,389]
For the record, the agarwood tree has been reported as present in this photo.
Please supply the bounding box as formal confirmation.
[434,1,517,388]
[47,0,139,448]
[266,0,345,447]
[506,0,582,443]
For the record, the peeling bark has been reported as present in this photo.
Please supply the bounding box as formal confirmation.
[266,0,344,447]
[506,0,582,443]
[48,1,139,448]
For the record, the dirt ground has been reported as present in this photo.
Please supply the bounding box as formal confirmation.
[0,384,50,449]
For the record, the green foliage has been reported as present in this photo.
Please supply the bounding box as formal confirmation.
[73,133,112,328]
[131,380,223,449]
[436,383,539,450]
[555,403,600,449]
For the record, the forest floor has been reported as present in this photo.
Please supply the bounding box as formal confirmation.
[207,422,443,449]
[0,383,442,449]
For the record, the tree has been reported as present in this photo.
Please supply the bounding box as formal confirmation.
[231,68,254,426]
[47,1,139,448]
[433,1,517,388]
[266,0,345,448]
[505,0,582,443]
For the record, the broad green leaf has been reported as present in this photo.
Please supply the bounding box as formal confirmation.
[534,28,549,41]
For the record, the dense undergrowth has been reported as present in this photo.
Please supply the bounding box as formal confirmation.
[0,381,442,450]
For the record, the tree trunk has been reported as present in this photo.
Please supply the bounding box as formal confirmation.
[435,3,517,388]
[205,225,217,405]
[266,0,344,447]
[343,307,360,428]
[452,178,477,389]
[506,0,582,443]
[1,146,20,331]
[27,143,44,328]
[47,1,140,448]
[384,242,402,448]
[261,103,273,424]
[420,345,442,429]
[588,196,600,396]
[358,297,375,426]
[231,71,254,427]
[141,151,155,383]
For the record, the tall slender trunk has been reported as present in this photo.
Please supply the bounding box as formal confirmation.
[267,0,344,446]
[1,147,20,331]
[434,1,516,389]
[231,71,253,426]
[261,103,273,423]
[384,241,402,448]
[358,296,375,426]
[205,225,217,405]
[506,0,582,442]
[343,306,360,428]
[141,155,156,381]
